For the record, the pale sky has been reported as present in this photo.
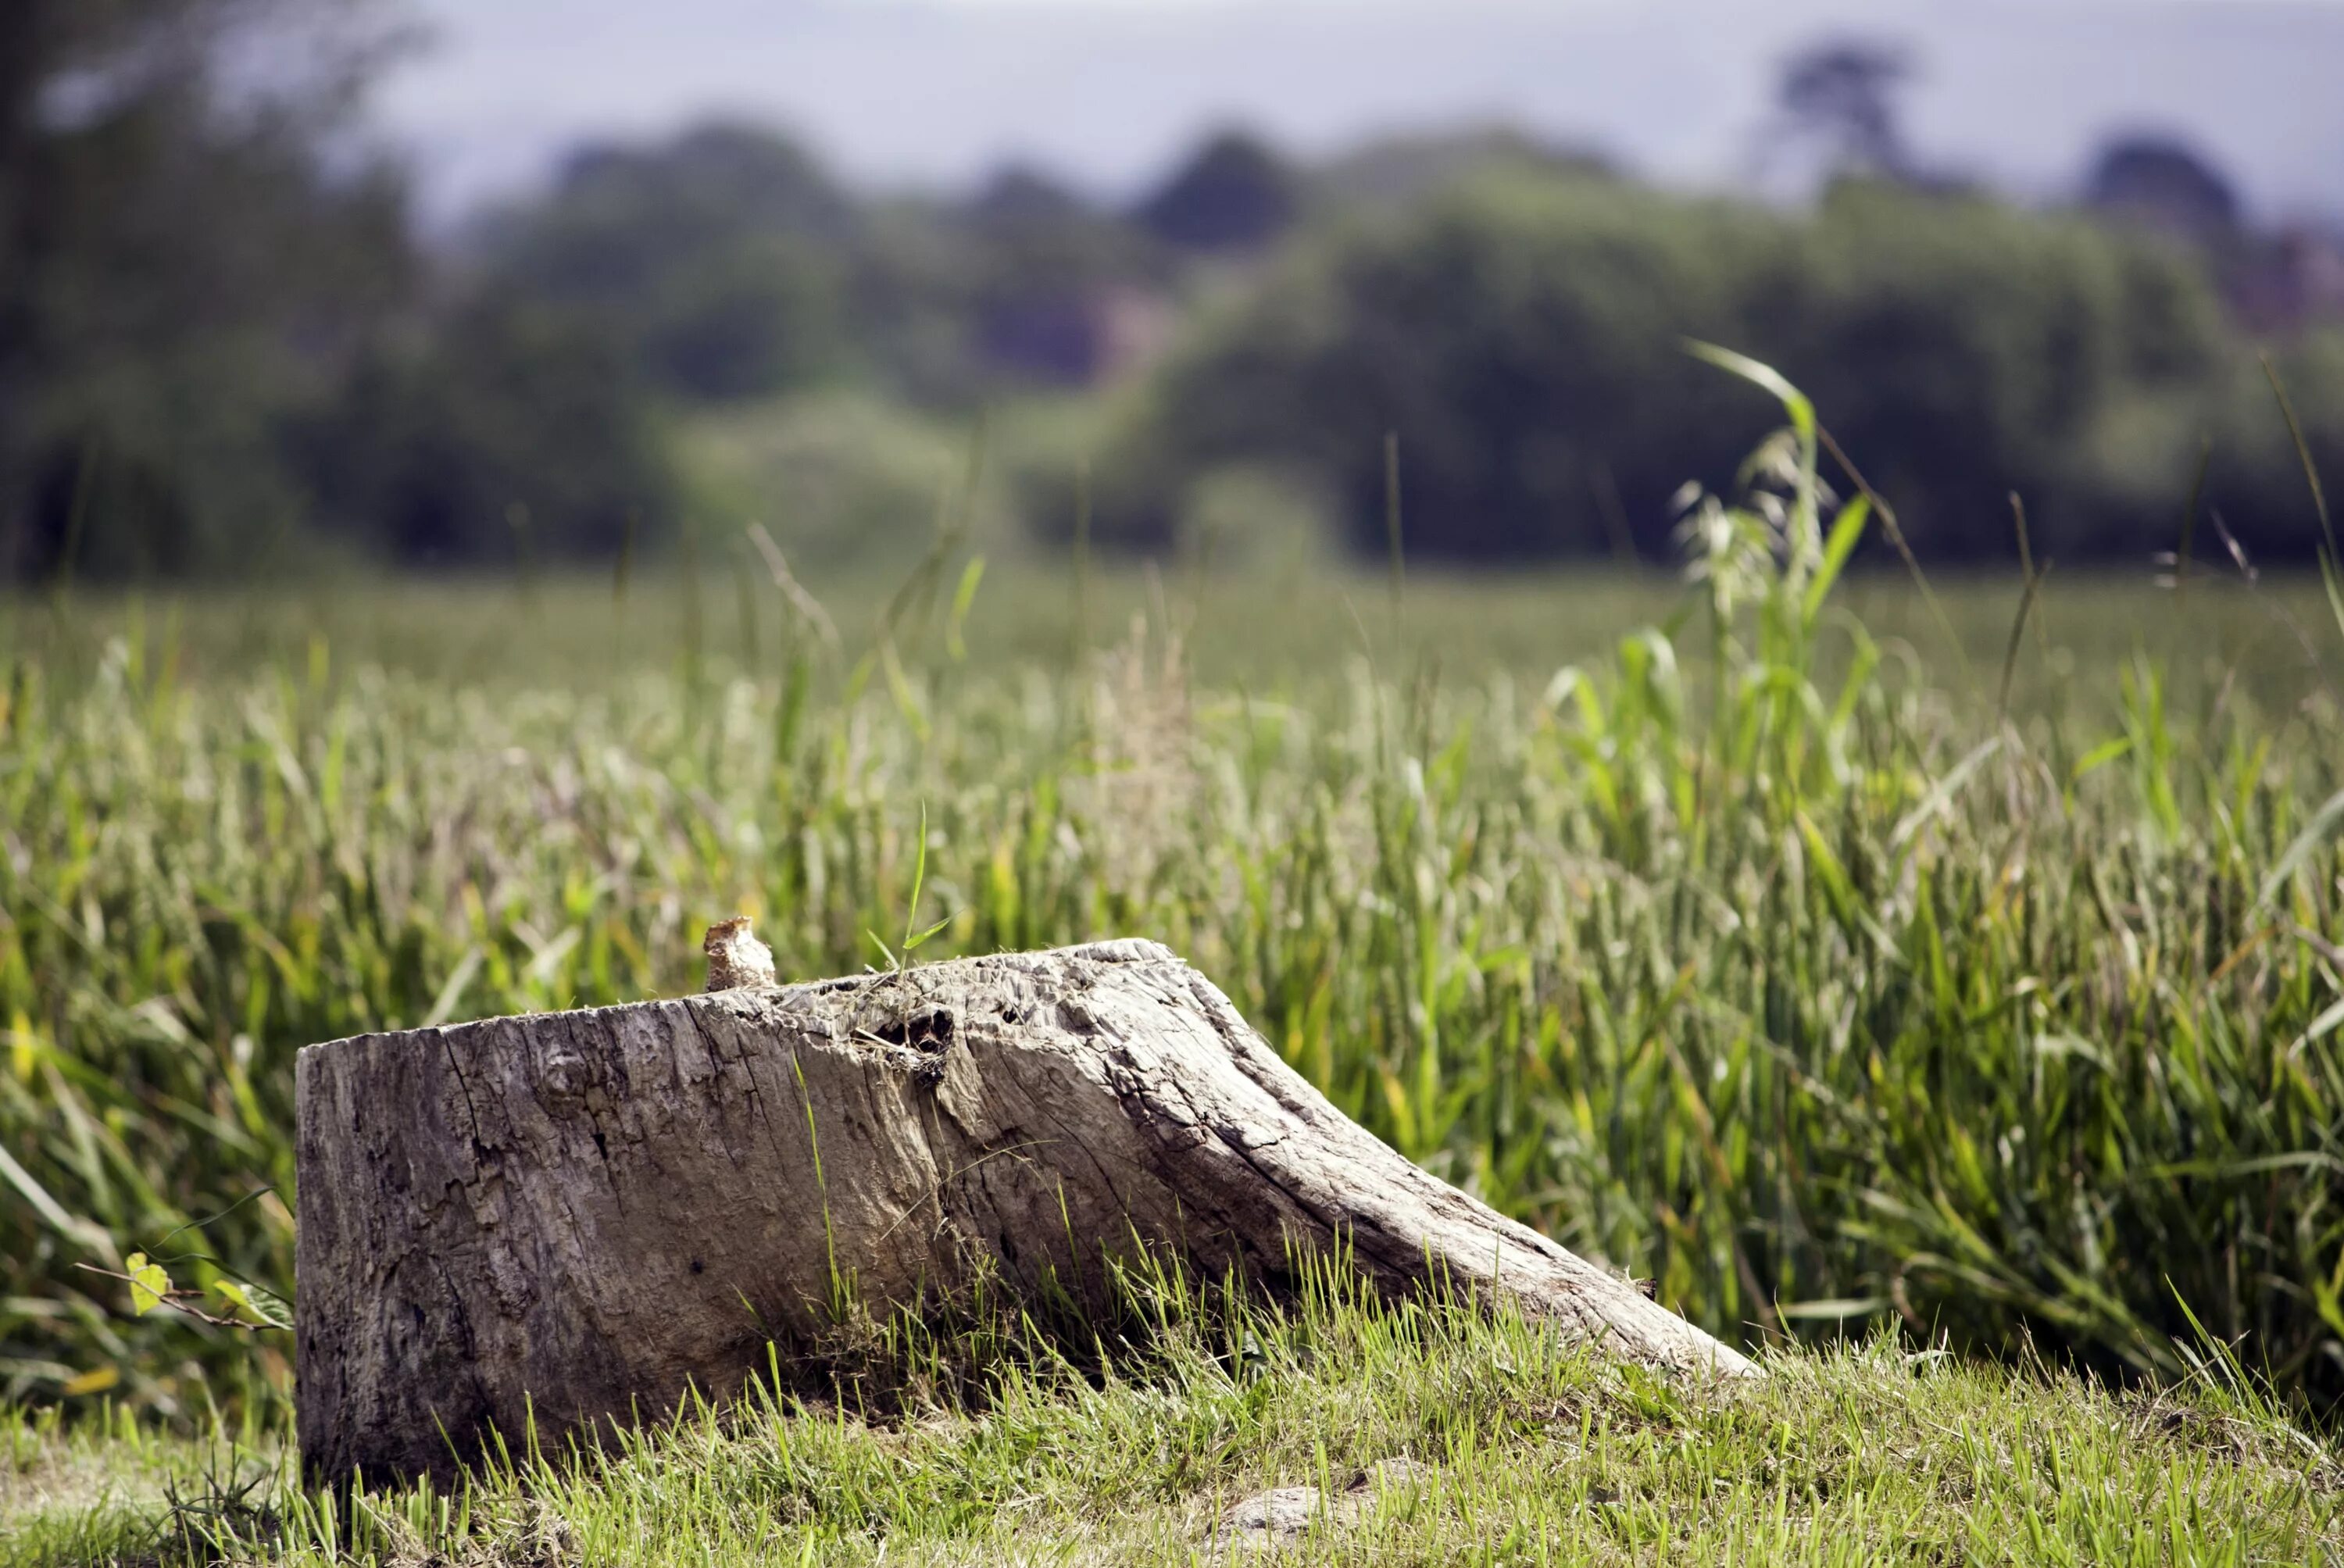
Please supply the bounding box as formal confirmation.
[373,0,2344,223]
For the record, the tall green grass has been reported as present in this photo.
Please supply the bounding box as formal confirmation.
[3,377,2343,1425]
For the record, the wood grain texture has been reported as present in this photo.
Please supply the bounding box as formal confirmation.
[296,939,1751,1480]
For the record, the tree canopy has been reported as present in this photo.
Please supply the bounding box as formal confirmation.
[3,22,2339,583]
[0,0,677,578]
[1112,172,2328,566]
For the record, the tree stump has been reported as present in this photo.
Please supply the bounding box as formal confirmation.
[296,939,1751,1481]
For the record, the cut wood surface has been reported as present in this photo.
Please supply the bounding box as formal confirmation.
[296,939,1752,1481]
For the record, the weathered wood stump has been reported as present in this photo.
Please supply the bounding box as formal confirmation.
[297,939,1751,1480]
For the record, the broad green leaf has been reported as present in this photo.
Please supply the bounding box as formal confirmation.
[126,1252,170,1316]
[213,1278,293,1330]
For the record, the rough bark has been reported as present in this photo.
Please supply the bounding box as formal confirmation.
[297,939,1752,1481]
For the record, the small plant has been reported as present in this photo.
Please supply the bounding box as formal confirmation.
[866,804,955,976]
[77,1198,295,1344]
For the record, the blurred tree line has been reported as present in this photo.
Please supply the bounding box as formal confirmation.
[1108,173,2344,566]
[0,0,670,577]
[1098,38,2344,567]
[2,5,2339,582]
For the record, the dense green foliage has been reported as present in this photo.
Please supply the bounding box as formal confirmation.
[298,297,674,569]
[468,121,1173,410]
[7,1275,2339,1564]
[0,0,677,582]
[472,123,858,404]
[5,385,2342,1431]
[1120,173,2342,563]
[0,0,397,579]
[12,1,2342,583]
[1132,128,1299,253]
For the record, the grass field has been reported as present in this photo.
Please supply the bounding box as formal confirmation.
[4,398,2344,1559]
[7,1275,2342,1566]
